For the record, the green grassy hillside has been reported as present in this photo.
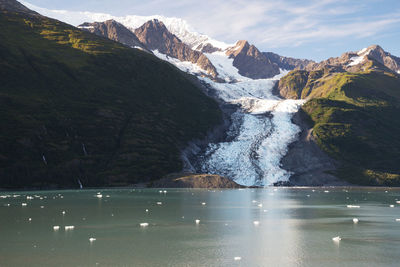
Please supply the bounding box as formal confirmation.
[0,9,222,188]
[279,68,400,185]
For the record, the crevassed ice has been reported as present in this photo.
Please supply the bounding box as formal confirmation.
[196,53,303,186]
[153,45,303,186]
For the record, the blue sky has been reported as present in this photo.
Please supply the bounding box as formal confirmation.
[22,0,400,61]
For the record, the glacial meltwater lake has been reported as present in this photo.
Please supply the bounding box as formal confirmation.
[0,188,400,267]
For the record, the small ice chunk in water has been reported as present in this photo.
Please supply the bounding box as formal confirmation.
[252,200,257,203]
[65,226,75,230]
[253,221,260,226]
[96,194,102,198]
[347,205,360,208]
[257,204,263,207]
[234,256,242,261]
[396,219,400,222]
[195,219,200,224]
[89,238,96,242]
[22,203,27,206]
[53,226,60,230]
[324,190,329,193]
[202,202,206,206]
[145,209,149,212]
[28,218,32,221]
[390,205,395,208]
[159,190,163,193]
[157,202,162,205]
[353,218,359,223]
[140,223,149,227]
[332,236,341,242]
[163,190,167,193]
[62,211,66,215]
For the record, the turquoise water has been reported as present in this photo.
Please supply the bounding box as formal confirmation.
[0,188,399,266]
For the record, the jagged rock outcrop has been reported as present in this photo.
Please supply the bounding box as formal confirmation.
[134,19,218,78]
[195,43,221,53]
[149,173,245,188]
[78,20,148,51]
[226,40,280,79]
[263,52,314,70]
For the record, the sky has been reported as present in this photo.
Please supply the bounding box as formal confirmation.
[22,0,400,61]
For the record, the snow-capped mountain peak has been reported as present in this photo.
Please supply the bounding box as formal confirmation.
[21,1,231,51]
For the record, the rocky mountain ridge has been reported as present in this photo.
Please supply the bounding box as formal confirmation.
[225,40,281,79]
[303,45,400,74]
[134,19,219,78]
[78,20,148,51]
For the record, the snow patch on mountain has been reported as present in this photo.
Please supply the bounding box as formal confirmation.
[153,50,208,75]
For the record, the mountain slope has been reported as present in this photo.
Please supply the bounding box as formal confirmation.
[134,19,218,78]
[277,49,400,186]
[78,20,148,51]
[225,40,280,79]
[304,45,400,74]
[263,52,314,71]
[0,0,222,188]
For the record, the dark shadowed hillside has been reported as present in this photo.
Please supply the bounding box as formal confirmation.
[0,1,222,188]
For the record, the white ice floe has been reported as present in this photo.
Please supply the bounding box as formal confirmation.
[347,205,360,208]
[234,257,242,261]
[201,202,206,206]
[257,204,263,207]
[145,209,149,212]
[96,194,103,198]
[390,205,395,208]
[157,202,162,205]
[53,226,60,230]
[62,211,66,215]
[89,238,96,242]
[332,236,341,242]
[65,226,75,230]
[21,203,27,206]
[140,223,149,227]
[353,218,359,223]
[195,219,200,224]
[396,219,400,222]
[253,221,260,226]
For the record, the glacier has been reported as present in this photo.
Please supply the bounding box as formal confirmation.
[23,2,305,186]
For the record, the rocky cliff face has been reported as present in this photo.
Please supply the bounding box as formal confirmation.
[134,19,218,78]
[263,52,314,70]
[225,40,280,79]
[303,45,400,74]
[78,20,148,51]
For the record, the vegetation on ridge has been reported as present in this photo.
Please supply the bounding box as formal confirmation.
[279,67,400,185]
[0,10,222,188]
